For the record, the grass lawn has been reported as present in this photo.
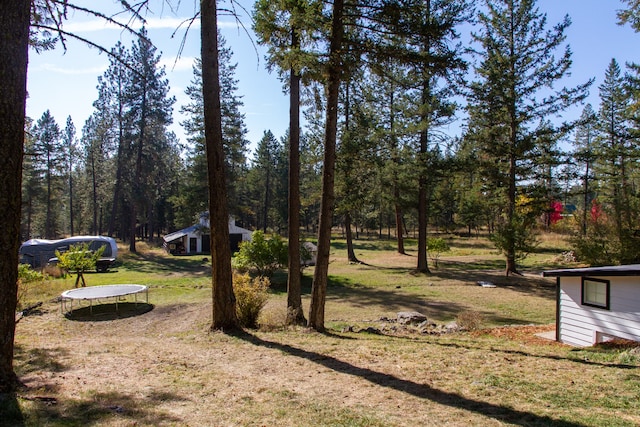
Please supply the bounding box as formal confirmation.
[6,233,640,426]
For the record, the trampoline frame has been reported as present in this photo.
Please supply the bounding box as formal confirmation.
[60,284,149,315]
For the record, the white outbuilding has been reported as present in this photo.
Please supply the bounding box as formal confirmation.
[163,216,252,255]
[543,265,640,347]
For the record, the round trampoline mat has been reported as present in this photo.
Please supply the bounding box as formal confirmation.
[61,284,147,300]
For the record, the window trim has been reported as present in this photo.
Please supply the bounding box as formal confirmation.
[581,277,610,310]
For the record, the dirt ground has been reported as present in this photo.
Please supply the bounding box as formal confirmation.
[11,296,588,427]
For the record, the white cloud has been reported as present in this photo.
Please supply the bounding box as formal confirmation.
[63,16,240,34]
[160,56,197,72]
[37,63,107,75]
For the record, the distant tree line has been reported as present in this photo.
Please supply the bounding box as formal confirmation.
[20,0,640,271]
[2,0,640,392]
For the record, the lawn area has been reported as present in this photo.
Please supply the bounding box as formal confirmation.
[6,234,640,426]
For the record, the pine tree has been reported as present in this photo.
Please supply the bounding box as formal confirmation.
[308,0,345,332]
[62,116,78,236]
[126,27,175,251]
[466,0,590,275]
[594,58,638,262]
[178,37,249,226]
[0,0,29,394]
[251,130,281,232]
[101,42,131,240]
[618,0,640,31]
[80,113,113,235]
[572,104,598,236]
[254,0,323,325]
[32,110,64,239]
[22,118,44,240]
[201,0,238,331]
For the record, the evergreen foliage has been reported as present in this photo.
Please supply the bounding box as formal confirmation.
[177,37,250,228]
[465,0,591,275]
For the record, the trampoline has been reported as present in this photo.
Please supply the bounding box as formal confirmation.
[60,284,148,315]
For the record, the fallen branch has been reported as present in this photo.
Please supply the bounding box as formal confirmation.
[15,302,43,324]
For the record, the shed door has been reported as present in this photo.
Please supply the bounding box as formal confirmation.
[229,234,243,253]
[202,234,210,253]
[189,237,198,253]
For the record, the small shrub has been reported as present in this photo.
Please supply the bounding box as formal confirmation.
[18,263,44,283]
[43,264,65,278]
[233,272,270,329]
[17,264,45,311]
[258,306,288,332]
[427,237,450,268]
[55,242,105,287]
[456,310,484,331]
[233,231,287,278]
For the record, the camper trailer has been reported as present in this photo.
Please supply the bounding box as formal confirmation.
[19,236,118,272]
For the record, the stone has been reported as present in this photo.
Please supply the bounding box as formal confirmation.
[397,311,428,325]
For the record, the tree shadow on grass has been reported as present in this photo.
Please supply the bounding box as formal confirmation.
[340,258,557,301]
[11,344,187,426]
[12,391,186,426]
[14,346,70,376]
[270,274,470,321]
[120,251,211,274]
[432,338,639,370]
[270,269,549,324]
[64,302,154,322]
[234,331,586,427]
[0,393,24,426]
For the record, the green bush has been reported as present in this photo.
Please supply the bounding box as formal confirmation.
[427,237,450,268]
[17,264,45,310]
[232,231,287,278]
[18,263,44,283]
[233,272,270,328]
[55,242,105,287]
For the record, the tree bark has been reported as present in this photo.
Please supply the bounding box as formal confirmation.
[201,0,238,331]
[0,0,30,393]
[286,31,305,325]
[308,0,344,332]
[345,212,359,263]
[107,70,126,239]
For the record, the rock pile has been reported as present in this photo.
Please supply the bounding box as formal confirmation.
[341,311,463,336]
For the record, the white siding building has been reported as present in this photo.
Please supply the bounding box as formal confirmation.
[543,265,640,347]
[163,216,252,255]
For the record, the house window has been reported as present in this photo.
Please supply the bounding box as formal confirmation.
[582,277,610,309]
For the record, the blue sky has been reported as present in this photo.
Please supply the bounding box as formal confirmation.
[26,0,638,154]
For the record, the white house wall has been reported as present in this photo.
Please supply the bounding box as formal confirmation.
[559,276,640,347]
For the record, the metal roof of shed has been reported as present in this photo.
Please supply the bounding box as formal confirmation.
[543,264,640,277]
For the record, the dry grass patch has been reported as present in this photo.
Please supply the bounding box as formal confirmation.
[11,299,640,426]
[8,234,640,426]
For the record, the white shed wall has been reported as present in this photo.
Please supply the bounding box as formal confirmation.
[559,276,640,347]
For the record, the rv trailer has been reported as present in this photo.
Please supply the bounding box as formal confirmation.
[19,236,118,272]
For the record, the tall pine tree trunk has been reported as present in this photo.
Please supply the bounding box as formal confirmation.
[416,139,430,273]
[389,88,405,255]
[130,86,148,253]
[201,0,238,331]
[416,0,432,274]
[342,81,359,265]
[0,0,29,393]
[286,32,305,325]
[345,212,359,263]
[308,0,344,332]
[108,88,126,238]
[506,123,518,276]
[91,154,99,235]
